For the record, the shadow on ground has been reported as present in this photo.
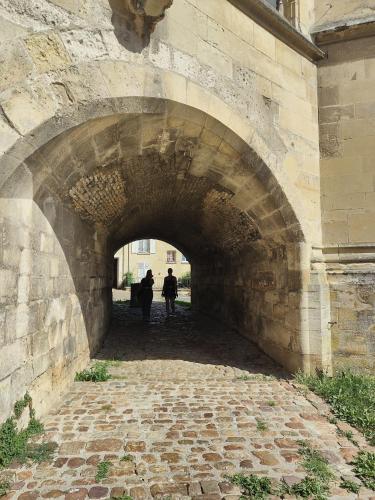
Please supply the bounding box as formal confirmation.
[95,300,286,379]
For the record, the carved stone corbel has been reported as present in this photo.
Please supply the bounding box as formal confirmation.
[124,0,173,40]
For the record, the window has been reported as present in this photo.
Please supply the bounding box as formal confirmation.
[131,239,156,254]
[137,262,149,279]
[166,250,176,263]
[138,239,150,253]
[283,0,299,27]
[181,255,189,263]
[265,0,299,27]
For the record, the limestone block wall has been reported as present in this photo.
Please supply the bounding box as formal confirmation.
[0,196,111,419]
[192,241,325,373]
[318,35,375,373]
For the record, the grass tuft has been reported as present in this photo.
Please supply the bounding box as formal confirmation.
[0,397,56,470]
[13,393,32,419]
[95,460,111,482]
[340,479,360,494]
[228,473,272,499]
[295,370,375,445]
[284,475,330,499]
[352,451,375,490]
[297,441,334,483]
[256,420,268,432]
[101,404,112,411]
[0,479,10,497]
[228,441,335,500]
[75,362,111,382]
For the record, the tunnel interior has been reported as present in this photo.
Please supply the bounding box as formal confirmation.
[1,98,306,415]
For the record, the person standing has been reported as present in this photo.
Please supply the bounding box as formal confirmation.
[138,269,154,321]
[162,268,178,316]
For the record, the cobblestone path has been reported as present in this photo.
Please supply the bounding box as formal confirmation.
[2,302,369,499]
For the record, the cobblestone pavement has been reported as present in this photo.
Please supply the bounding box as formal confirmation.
[2,302,372,499]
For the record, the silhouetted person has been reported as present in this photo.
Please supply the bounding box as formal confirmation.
[162,268,178,316]
[138,269,154,321]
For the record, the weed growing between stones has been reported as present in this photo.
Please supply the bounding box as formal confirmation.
[101,404,112,411]
[111,495,133,500]
[95,460,111,482]
[0,479,10,497]
[340,479,360,493]
[297,441,334,483]
[352,451,375,490]
[279,440,334,499]
[0,395,57,470]
[75,361,111,382]
[228,473,272,499]
[282,475,330,499]
[295,370,375,445]
[120,454,134,462]
[336,428,358,446]
[228,441,335,499]
[256,419,268,432]
[267,401,276,407]
[13,393,32,419]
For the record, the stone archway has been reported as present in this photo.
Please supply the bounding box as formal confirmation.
[0,95,325,419]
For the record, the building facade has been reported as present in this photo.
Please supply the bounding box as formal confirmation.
[114,239,190,288]
[0,0,374,419]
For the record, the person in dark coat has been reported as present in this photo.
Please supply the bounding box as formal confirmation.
[162,268,178,316]
[138,269,154,321]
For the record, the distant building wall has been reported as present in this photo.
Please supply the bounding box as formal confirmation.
[114,240,190,289]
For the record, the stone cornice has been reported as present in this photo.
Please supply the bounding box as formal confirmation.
[226,0,325,62]
[312,244,375,264]
[312,19,375,46]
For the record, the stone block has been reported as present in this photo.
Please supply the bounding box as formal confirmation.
[0,119,20,155]
[322,222,349,244]
[60,30,107,62]
[0,41,33,93]
[26,33,71,72]
[276,39,301,75]
[1,82,58,136]
[254,23,276,60]
[348,213,375,242]
[0,338,27,381]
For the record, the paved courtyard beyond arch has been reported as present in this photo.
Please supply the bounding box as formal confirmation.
[1,301,361,499]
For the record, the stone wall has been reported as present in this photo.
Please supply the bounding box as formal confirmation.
[318,34,375,373]
[0,197,112,419]
[193,242,302,371]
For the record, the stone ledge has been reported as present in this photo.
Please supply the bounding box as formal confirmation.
[313,244,375,264]
[313,19,375,45]
[227,0,325,62]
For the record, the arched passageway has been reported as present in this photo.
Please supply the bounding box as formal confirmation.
[0,97,317,418]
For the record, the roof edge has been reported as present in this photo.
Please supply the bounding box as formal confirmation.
[312,18,375,46]
[227,0,326,62]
